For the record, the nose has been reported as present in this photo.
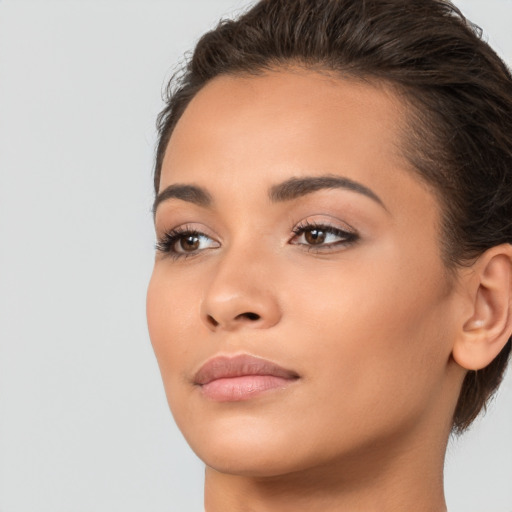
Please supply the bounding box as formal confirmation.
[200,248,282,332]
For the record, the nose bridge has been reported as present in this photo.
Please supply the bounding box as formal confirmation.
[200,237,281,331]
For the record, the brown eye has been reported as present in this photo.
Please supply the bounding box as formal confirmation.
[291,223,359,249]
[178,235,201,252]
[304,229,326,245]
[156,228,220,258]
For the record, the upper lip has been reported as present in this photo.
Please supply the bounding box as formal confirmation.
[193,354,300,385]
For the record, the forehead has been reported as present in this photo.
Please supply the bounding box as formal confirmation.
[160,69,437,224]
[161,69,412,190]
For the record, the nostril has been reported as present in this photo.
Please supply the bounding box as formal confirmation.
[207,314,219,327]
[237,312,261,321]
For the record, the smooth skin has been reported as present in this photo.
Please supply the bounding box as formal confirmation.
[147,69,512,512]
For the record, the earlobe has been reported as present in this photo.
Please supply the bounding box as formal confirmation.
[452,244,512,371]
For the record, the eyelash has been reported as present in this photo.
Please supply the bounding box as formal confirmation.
[155,221,359,260]
[291,220,359,251]
[155,225,214,261]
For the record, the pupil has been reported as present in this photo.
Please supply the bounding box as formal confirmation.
[305,229,326,244]
[181,235,200,251]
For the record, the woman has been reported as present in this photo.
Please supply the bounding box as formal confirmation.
[146,0,512,510]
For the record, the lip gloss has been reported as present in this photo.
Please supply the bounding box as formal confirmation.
[194,354,300,402]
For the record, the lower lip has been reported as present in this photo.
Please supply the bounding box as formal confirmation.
[199,375,296,402]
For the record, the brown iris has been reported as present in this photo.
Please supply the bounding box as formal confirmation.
[179,235,200,252]
[304,229,327,245]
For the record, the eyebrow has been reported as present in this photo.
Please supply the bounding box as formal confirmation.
[153,174,386,216]
[269,175,386,209]
[152,184,212,216]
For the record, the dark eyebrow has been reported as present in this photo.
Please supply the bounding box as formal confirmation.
[152,184,212,216]
[268,175,386,209]
[153,174,386,217]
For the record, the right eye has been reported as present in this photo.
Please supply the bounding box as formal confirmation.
[155,227,220,259]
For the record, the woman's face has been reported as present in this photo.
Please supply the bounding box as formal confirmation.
[147,70,463,477]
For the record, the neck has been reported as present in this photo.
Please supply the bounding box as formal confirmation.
[204,421,450,512]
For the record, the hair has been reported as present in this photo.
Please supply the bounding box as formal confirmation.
[153,0,512,433]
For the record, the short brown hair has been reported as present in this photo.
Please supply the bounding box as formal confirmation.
[154,0,512,433]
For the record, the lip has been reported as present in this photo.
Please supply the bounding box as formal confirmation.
[193,354,300,402]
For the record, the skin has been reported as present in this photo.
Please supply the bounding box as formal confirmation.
[146,69,510,511]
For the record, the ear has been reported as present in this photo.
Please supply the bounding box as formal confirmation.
[452,244,512,371]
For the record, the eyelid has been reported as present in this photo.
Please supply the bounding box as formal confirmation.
[291,215,357,236]
[155,222,217,240]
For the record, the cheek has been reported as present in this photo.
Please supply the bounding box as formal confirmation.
[146,265,199,377]
[281,251,454,424]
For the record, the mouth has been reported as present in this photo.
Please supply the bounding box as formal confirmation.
[193,354,300,402]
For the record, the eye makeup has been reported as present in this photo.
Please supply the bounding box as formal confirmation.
[290,219,360,253]
[155,217,360,261]
[155,224,220,261]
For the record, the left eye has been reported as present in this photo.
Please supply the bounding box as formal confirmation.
[291,224,358,247]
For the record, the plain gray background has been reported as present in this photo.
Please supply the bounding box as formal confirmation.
[0,1,511,511]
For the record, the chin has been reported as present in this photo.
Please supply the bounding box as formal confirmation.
[177,415,312,477]
[197,446,305,479]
